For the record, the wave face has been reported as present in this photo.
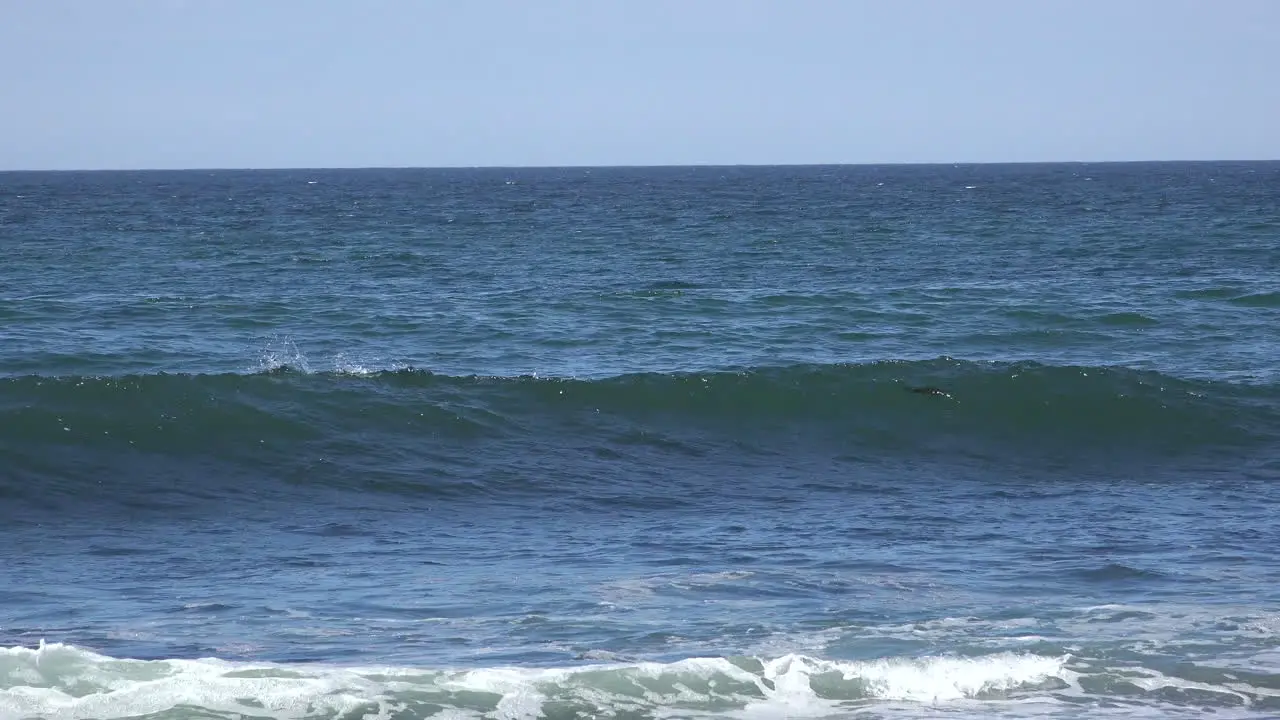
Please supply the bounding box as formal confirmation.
[3,360,1278,507]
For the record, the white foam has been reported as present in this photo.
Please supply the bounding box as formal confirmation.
[0,643,1075,720]
[0,640,1080,717]
[1,643,353,719]
[17,638,1278,718]
[851,653,1067,701]
[752,652,1067,704]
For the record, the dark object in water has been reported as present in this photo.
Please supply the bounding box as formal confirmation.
[906,385,952,398]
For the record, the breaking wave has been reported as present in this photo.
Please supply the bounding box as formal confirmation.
[0,642,1071,719]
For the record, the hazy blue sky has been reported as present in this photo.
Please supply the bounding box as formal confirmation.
[2,0,1277,169]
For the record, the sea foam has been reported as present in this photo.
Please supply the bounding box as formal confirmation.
[1,642,1069,720]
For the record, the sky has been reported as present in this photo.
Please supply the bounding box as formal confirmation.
[1,0,1277,170]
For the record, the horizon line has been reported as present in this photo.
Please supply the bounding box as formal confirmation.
[2,158,1279,173]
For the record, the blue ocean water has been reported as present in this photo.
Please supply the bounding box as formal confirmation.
[2,163,1279,719]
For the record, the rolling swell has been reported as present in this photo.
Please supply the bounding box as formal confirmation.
[2,360,1276,506]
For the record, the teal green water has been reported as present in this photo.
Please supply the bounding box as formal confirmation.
[2,163,1280,719]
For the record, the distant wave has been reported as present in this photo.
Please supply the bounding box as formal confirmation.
[3,359,1275,443]
[2,360,1277,504]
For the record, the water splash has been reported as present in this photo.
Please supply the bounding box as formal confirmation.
[254,336,312,374]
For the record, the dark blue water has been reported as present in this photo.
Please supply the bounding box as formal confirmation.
[2,163,1279,719]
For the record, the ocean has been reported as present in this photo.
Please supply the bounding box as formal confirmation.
[1,162,1278,719]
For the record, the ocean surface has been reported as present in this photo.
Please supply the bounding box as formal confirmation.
[2,162,1279,720]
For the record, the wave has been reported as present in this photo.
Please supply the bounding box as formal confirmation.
[0,642,1067,719]
[5,641,1275,719]
[3,359,1275,446]
[2,360,1277,504]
